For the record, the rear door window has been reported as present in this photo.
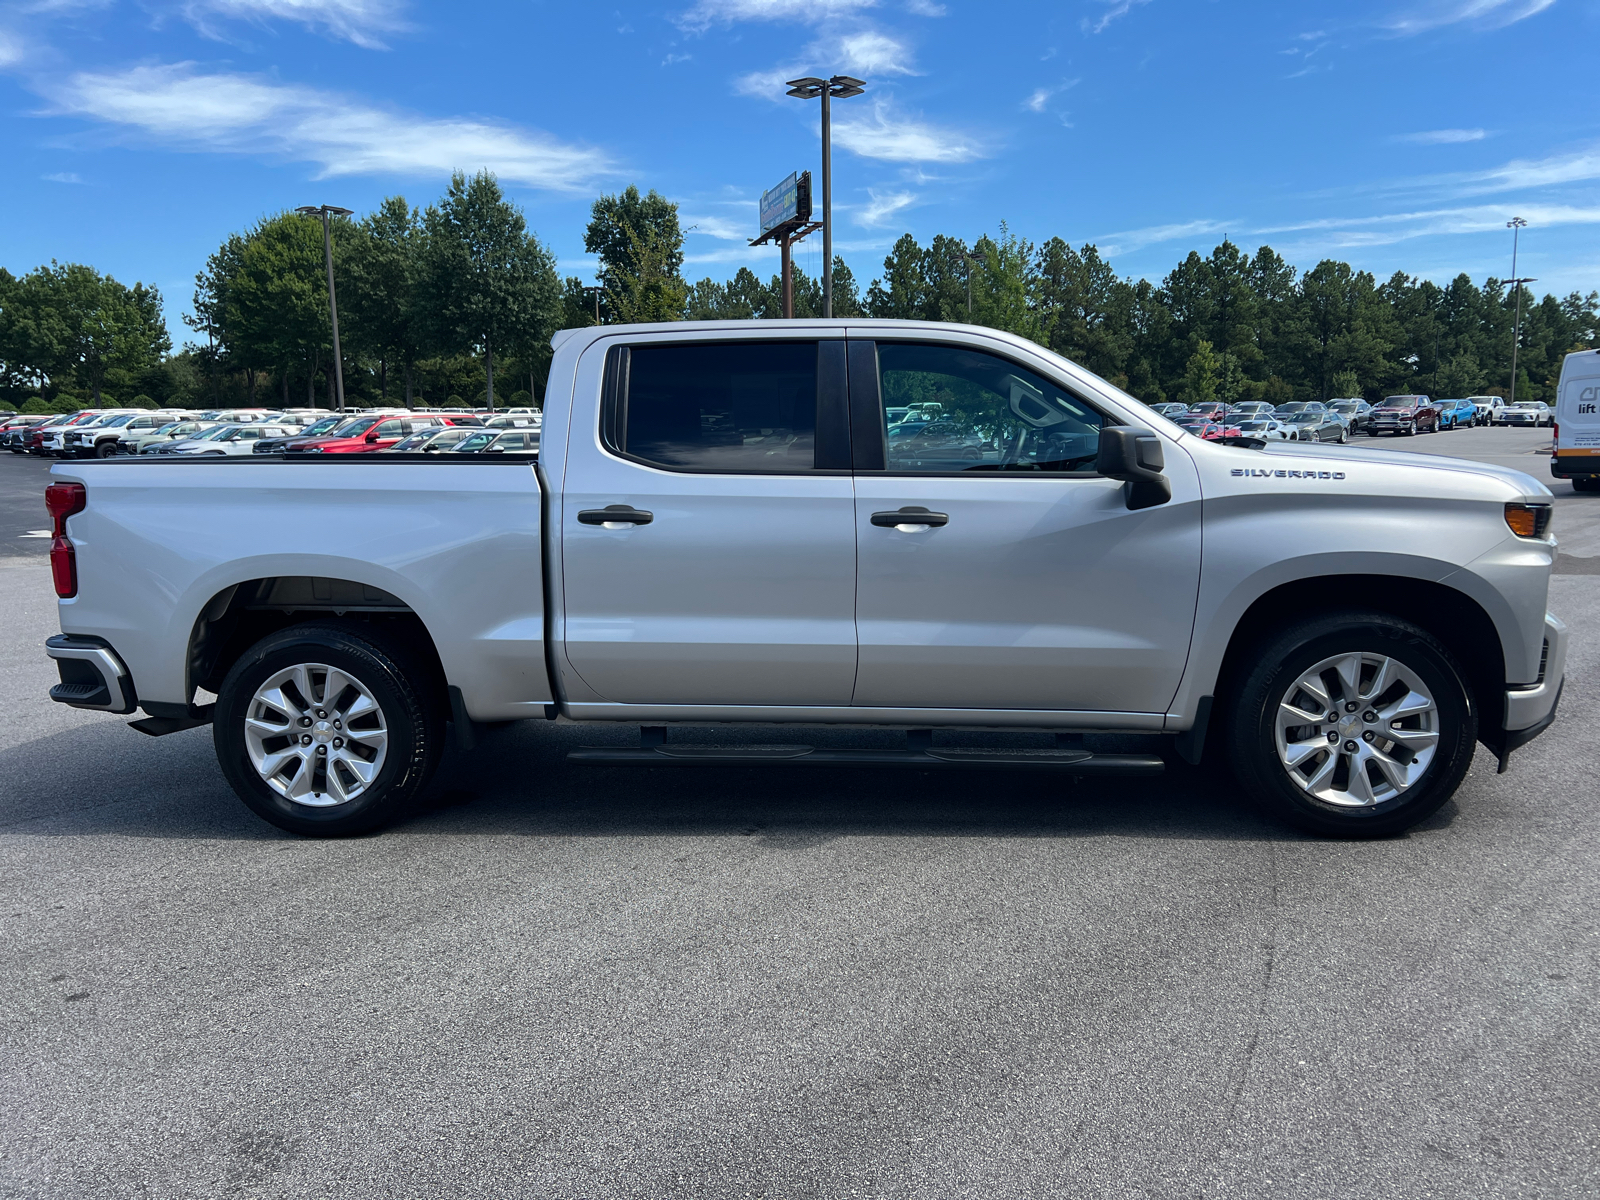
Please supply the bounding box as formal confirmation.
[613,341,818,472]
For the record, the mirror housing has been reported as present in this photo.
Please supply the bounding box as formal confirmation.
[365,431,379,443]
[1096,427,1172,511]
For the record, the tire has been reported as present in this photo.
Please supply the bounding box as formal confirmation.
[213,623,446,836]
[95,441,116,458]
[1338,428,1348,443]
[1227,612,1477,837]
[1573,477,1600,493]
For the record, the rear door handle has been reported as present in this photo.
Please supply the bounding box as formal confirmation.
[578,505,654,528]
[871,506,949,530]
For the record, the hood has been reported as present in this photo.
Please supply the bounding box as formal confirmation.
[1248,439,1551,497]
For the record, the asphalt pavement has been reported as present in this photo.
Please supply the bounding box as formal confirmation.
[2,429,1597,1199]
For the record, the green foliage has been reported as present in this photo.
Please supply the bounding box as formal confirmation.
[1181,340,1221,407]
[445,394,463,407]
[19,396,54,413]
[509,390,532,407]
[1329,369,1361,398]
[421,171,560,407]
[585,186,685,323]
[129,393,156,409]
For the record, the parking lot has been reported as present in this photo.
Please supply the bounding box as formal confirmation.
[3,426,1597,1199]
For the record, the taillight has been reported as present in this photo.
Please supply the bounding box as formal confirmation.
[1552,422,1559,453]
[45,482,85,598]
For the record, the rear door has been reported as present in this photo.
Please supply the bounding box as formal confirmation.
[1557,357,1600,463]
[848,336,1202,715]
[560,337,858,706]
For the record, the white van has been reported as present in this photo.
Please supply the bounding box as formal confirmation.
[1551,349,1600,493]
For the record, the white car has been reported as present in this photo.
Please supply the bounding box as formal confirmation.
[1497,403,1552,427]
[1468,395,1506,424]
[167,424,298,455]
[1225,416,1295,441]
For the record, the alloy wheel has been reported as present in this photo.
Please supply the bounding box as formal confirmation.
[242,663,389,807]
[1274,651,1439,808]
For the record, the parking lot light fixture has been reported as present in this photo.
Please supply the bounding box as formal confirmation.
[786,74,865,318]
[964,251,987,318]
[297,204,356,412]
[1506,217,1528,406]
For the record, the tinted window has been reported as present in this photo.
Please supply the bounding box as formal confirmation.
[876,343,1102,474]
[620,341,817,472]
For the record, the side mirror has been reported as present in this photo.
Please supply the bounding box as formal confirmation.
[1096,427,1172,511]
[365,431,379,442]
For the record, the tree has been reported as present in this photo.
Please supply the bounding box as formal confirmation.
[865,234,927,319]
[22,263,170,403]
[420,170,560,409]
[228,214,336,407]
[1329,369,1361,399]
[1180,339,1221,407]
[344,197,426,404]
[585,186,685,324]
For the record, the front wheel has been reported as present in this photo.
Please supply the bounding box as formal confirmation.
[1226,612,1477,837]
[214,624,445,836]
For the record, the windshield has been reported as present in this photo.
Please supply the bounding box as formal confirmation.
[1383,397,1420,408]
[194,425,234,441]
[303,417,343,436]
[452,431,498,452]
[333,418,379,436]
[1329,402,1356,412]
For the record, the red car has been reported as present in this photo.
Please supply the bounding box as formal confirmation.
[1175,417,1225,441]
[286,413,477,454]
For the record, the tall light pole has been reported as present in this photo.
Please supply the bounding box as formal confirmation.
[785,74,865,318]
[964,251,987,318]
[1506,217,1528,405]
[297,204,355,412]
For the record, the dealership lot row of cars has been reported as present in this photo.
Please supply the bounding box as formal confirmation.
[1152,394,1552,442]
[0,406,542,459]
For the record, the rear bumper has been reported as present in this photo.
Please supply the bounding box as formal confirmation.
[1551,456,1600,479]
[45,635,137,714]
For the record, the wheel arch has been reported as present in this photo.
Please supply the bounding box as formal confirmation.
[1205,574,1506,751]
[184,576,448,716]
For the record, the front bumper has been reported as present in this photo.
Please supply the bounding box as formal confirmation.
[45,635,137,714]
[1492,612,1567,771]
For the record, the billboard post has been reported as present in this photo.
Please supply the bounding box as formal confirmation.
[750,170,821,319]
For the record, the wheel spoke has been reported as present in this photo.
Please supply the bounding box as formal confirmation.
[1343,756,1378,806]
[241,661,388,810]
[1301,749,1339,794]
[1381,689,1434,720]
[1365,745,1413,795]
[1360,656,1394,703]
[1282,737,1326,768]
[1332,654,1364,702]
[1385,727,1438,753]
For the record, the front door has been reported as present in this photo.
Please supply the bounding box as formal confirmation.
[560,337,858,707]
[849,337,1202,715]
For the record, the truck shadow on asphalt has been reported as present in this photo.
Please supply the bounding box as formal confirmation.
[3,718,1460,844]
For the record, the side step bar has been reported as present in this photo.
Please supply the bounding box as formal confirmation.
[568,744,1164,775]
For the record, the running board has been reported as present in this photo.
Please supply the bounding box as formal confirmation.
[567,744,1165,774]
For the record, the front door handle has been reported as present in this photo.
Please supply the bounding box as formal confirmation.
[871,506,949,530]
[578,505,654,528]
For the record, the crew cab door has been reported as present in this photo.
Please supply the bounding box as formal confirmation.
[847,336,1202,715]
[559,336,858,706]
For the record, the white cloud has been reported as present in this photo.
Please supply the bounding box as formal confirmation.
[1096,218,1227,257]
[1395,128,1487,144]
[904,0,944,13]
[1024,78,1079,112]
[833,100,984,163]
[181,0,409,49]
[0,28,22,66]
[857,187,917,227]
[678,0,876,32]
[1085,0,1151,34]
[682,211,751,241]
[1385,0,1556,35]
[41,64,613,191]
[1255,203,1600,252]
[834,29,916,74]
[42,171,83,183]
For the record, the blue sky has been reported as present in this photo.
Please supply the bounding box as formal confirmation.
[1,0,1594,341]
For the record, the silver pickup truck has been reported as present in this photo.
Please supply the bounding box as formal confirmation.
[42,320,1566,838]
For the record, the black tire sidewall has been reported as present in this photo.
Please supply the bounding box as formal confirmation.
[1229,614,1477,837]
[214,625,440,836]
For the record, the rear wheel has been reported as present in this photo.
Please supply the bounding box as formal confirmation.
[214,624,445,836]
[1227,612,1476,837]
[1573,477,1600,493]
[95,441,116,458]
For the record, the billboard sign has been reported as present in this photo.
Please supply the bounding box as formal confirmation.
[759,171,812,235]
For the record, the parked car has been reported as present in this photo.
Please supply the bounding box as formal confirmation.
[131,420,222,454]
[1281,408,1348,443]
[1550,348,1600,492]
[1435,399,1477,430]
[386,427,481,453]
[1497,402,1552,428]
[287,415,465,454]
[1149,403,1189,418]
[31,411,115,455]
[252,415,350,454]
[1368,396,1440,436]
[1272,402,1319,417]
[1326,399,1373,432]
[1174,416,1225,441]
[153,425,241,454]
[1224,416,1294,441]
[62,412,178,458]
[42,319,1566,844]
[167,424,299,455]
[478,429,540,457]
[1,416,50,450]
[1469,395,1506,424]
